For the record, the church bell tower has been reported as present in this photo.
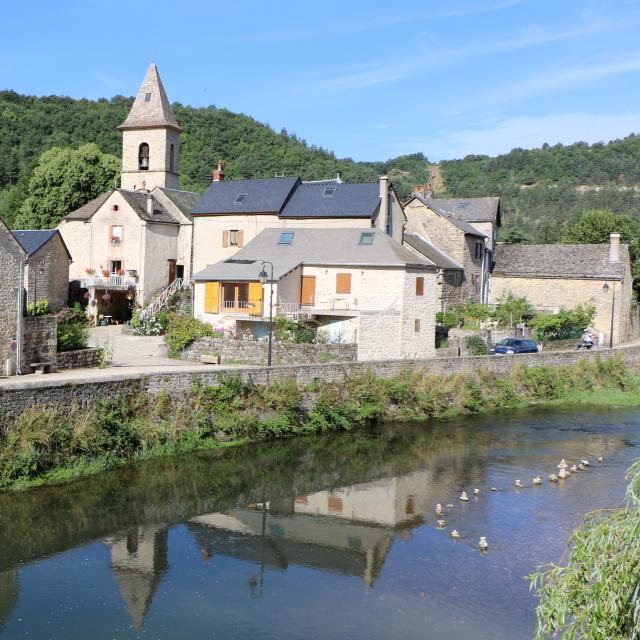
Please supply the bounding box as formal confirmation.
[119,64,182,191]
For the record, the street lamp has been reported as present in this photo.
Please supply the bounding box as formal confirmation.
[602,282,615,348]
[259,261,274,367]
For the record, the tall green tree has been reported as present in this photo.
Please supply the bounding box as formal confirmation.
[13,144,119,229]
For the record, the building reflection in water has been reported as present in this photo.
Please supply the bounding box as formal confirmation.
[0,570,19,632]
[189,469,434,592]
[105,526,169,629]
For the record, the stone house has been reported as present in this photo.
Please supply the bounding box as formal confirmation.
[403,195,500,303]
[12,229,71,312]
[191,172,406,274]
[0,218,26,373]
[57,64,198,322]
[192,227,437,360]
[491,234,633,345]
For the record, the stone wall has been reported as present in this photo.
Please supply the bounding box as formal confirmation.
[2,345,640,418]
[55,348,102,370]
[183,337,357,365]
[21,316,58,373]
[26,235,70,312]
[0,223,23,371]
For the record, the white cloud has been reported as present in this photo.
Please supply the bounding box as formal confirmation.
[386,113,640,160]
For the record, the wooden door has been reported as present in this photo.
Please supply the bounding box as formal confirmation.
[301,276,316,306]
[167,259,176,284]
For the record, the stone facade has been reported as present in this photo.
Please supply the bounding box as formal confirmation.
[2,345,640,418]
[0,221,25,373]
[21,316,57,373]
[182,337,357,365]
[25,234,70,312]
[56,348,102,370]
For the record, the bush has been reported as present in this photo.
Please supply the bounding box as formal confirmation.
[27,299,50,316]
[57,322,88,352]
[164,314,214,357]
[132,317,164,336]
[436,311,457,328]
[529,304,596,341]
[467,336,488,355]
[492,291,534,328]
[274,316,318,343]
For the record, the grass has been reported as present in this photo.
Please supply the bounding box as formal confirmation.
[2,354,640,492]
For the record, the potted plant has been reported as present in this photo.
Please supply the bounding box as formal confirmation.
[85,267,95,275]
[117,268,125,276]
[101,268,109,277]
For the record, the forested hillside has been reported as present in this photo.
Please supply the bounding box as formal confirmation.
[1,89,640,240]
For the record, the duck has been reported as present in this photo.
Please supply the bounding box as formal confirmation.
[581,459,590,467]
[491,487,497,492]
[515,479,523,488]
[558,468,570,480]
[597,456,604,463]
[459,491,469,501]
[478,536,488,550]
[435,503,443,516]
[578,463,586,471]
[549,474,559,482]
[436,519,446,528]
[473,488,480,496]
[446,504,454,508]
[533,476,542,485]
[570,464,578,473]
[451,529,460,539]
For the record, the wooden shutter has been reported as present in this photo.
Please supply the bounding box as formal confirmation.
[222,230,229,247]
[204,282,219,313]
[248,282,263,316]
[237,230,244,247]
[416,276,424,296]
[336,273,351,294]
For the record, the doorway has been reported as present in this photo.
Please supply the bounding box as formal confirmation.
[301,276,316,306]
[168,259,176,285]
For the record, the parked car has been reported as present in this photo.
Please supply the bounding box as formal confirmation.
[490,338,540,355]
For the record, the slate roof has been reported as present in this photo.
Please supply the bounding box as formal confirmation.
[64,191,112,221]
[404,233,463,270]
[426,197,500,225]
[280,181,380,218]
[192,177,300,215]
[157,188,200,219]
[493,243,629,280]
[408,194,486,237]
[119,64,182,132]
[12,229,71,259]
[193,227,434,282]
[119,190,181,224]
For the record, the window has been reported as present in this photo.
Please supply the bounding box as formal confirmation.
[109,260,123,275]
[110,225,123,246]
[415,276,424,296]
[322,185,337,197]
[279,231,295,244]
[112,204,119,212]
[414,319,420,333]
[169,144,175,172]
[138,143,149,170]
[336,273,351,294]
[359,231,374,245]
[475,241,483,260]
[144,92,152,102]
[233,194,247,204]
[223,229,244,248]
[221,282,249,311]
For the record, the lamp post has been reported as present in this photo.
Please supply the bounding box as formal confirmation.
[259,261,274,367]
[603,282,616,348]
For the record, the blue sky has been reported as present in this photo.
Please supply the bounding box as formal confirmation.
[2,0,640,162]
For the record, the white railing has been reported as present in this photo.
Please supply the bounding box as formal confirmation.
[81,275,138,289]
[275,302,313,319]
[222,300,251,311]
[139,278,191,322]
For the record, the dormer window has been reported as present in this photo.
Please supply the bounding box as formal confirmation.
[138,143,149,170]
[279,231,295,245]
[322,186,337,197]
[144,92,152,102]
[359,231,374,245]
[233,194,247,204]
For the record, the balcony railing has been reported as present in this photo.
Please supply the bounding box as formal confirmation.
[275,302,313,319]
[81,275,138,290]
[303,297,359,311]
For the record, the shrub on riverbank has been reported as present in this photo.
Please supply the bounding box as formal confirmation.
[0,355,638,490]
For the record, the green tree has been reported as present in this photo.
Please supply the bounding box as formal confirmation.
[13,144,119,229]
[492,291,534,328]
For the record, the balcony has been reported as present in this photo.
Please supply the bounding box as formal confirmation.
[221,300,261,316]
[81,275,138,290]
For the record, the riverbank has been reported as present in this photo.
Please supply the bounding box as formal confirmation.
[2,353,639,491]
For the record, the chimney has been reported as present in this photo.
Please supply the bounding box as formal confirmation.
[146,193,153,216]
[609,232,620,263]
[379,175,389,235]
[212,160,225,182]
[425,182,434,198]
[412,184,425,197]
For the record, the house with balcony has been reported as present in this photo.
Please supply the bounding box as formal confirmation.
[192,227,438,360]
[57,64,198,323]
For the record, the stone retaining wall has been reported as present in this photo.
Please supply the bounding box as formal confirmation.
[55,348,102,370]
[1,345,640,418]
[22,316,57,374]
[182,337,357,365]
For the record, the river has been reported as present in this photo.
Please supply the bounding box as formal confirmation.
[0,405,638,639]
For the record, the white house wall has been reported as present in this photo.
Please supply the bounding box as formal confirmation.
[142,223,179,303]
[58,219,92,280]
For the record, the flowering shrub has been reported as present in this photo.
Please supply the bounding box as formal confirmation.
[132,317,164,336]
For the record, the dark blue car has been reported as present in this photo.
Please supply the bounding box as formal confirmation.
[490,338,539,355]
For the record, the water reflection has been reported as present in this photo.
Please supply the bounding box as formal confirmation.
[0,406,638,639]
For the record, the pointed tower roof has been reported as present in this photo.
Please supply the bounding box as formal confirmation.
[119,64,182,132]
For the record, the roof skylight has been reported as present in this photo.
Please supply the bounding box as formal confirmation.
[359,232,375,245]
[233,194,248,204]
[322,186,337,198]
[279,231,295,245]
